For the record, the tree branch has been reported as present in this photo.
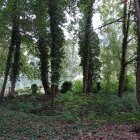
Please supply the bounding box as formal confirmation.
[95,16,124,30]
[125,54,136,65]
[127,36,136,44]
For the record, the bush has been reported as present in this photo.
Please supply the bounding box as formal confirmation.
[56,91,89,121]
[3,95,43,113]
[61,81,72,94]
[61,110,80,122]
[72,80,83,95]
[31,84,38,95]
[18,102,42,113]
[92,94,140,117]
[100,81,118,94]
[57,89,140,122]
[124,74,135,92]
[15,85,43,96]
[16,87,32,96]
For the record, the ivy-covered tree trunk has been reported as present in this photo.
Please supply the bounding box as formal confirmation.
[48,0,64,100]
[118,1,130,97]
[37,35,50,95]
[35,0,50,95]
[79,1,101,94]
[0,1,19,100]
[10,34,21,96]
[134,0,140,105]
[82,4,93,94]
[10,11,21,96]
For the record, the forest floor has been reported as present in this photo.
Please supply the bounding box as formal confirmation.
[0,93,140,139]
[0,106,140,140]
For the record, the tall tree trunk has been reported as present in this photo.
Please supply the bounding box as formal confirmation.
[37,35,50,95]
[10,34,21,96]
[10,11,21,96]
[48,0,64,95]
[0,29,15,100]
[0,1,19,100]
[134,0,140,105]
[35,0,50,95]
[118,1,131,97]
[83,3,93,94]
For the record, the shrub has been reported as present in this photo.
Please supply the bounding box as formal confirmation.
[72,80,83,95]
[96,94,140,116]
[16,87,32,95]
[57,90,140,121]
[100,81,118,94]
[61,110,80,122]
[31,84,38,95]
[124,74,135,92]
[61,81,72,94]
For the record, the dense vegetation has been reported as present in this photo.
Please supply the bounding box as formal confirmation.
[0,0,140,139]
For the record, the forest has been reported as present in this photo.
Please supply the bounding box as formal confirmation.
[0,0,140,139]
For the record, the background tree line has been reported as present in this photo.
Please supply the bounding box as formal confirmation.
[0,0,140,106]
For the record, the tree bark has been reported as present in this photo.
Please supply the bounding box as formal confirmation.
[134,0,140,105]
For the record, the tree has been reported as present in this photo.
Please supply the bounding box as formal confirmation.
[100,29,121,91]
[61,40,82,81]
[118,0,131,97]
[0,0,21,99]
[33,0,50,95]
[79,0,101,94]
[48,0,65,105]
[134,0,140,105]
[9,1,21,96]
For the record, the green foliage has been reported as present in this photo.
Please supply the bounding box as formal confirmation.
[61,110,80,122]
[48,0,65,87]
[57,92,87,121]
[56,90,140,122]
[16,87,32,95]
[61,81,72,94]
[15,86,42,96]
[18,102,42,113]
[79,28,101,82]
[88,94,140,122]
[31,84,38,95]
[72,80,83,95]
[0,47,8,77]
[124,74,135,92]
[4,95,43,113]
[57,91,74,103]
[100,81,118,94]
